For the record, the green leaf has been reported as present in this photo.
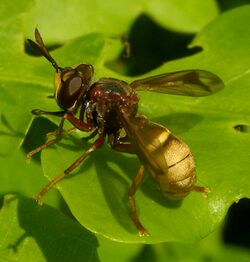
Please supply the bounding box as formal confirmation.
[129,228,250,261]
[22,0,219,42]
[40,5,250,243]
[96,226,250,261]
[97,235,143,262]
[0,195,99,262]
[0,0,34,24]
[145,0,219,33]
[0,149,62,208]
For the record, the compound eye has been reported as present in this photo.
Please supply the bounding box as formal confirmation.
[54,64,93,111]
[56,76,85,110]
[76,64,94,83]
[66,76,82,97]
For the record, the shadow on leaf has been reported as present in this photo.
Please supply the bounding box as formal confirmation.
[107,13,202,76]
[5,195,99,261]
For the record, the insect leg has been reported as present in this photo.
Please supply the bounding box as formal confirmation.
[192,185,210,198]
[120,33,130,58]
[26,117,68,159]
[79,102,86,121]
[32,108,68,140]
[27,112,93,159]
[110,33,130,58]
[128,165,149,236]
[31,109,65,117]
[64,113,93,131]
[82,128,98,141]
[33,135,105,204]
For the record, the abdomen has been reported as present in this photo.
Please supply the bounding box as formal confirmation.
[155,133,196,200]
[120,114,197,201]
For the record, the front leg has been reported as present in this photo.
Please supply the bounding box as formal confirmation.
[27,117,72,159]
[31,109,67,141]
[64,113,93,131]
[31,109,65,117]
[27,110,93,159]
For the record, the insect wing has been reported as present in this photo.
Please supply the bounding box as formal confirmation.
[130,70,224,97]
[120,112,169,176]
